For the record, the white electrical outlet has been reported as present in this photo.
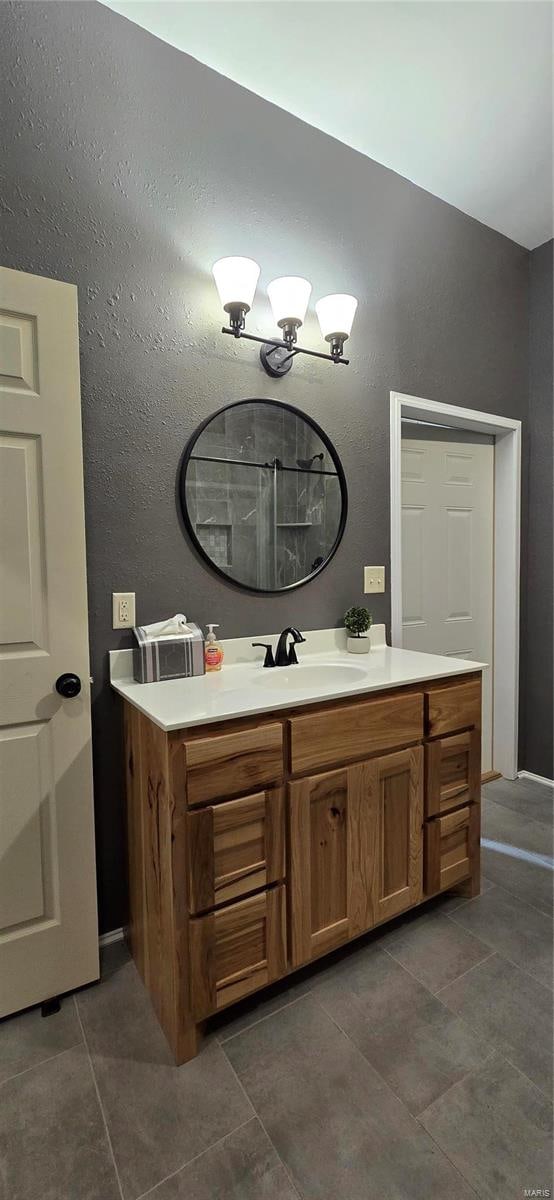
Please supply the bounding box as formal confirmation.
[112,592,135,629]
[364,566,385,594]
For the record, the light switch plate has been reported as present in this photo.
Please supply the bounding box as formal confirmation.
[364,566,385,594]
[112,592,135,629]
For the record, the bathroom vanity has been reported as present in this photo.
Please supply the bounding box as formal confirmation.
[112,630,483,1064]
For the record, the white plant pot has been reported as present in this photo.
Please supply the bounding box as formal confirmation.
[346,636,370,654]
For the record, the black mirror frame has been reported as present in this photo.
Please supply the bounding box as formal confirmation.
[178,397,348,594]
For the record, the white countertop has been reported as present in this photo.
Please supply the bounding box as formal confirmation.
[110,625,486,733]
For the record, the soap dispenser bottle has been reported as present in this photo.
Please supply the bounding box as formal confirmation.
[204,623,224,672]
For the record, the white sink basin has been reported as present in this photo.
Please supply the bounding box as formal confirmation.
[253,663,368,690]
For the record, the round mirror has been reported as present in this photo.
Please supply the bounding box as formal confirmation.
[179,398,347,592]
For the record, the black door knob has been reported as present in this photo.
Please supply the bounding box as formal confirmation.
[55,672,81,699]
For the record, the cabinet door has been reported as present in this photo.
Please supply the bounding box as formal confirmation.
[425,730,480,818]
[189,886,286,1019]
[370,746,423,924]
[187,788,285,913]
[425,804,479,894]
[289,764,374,966]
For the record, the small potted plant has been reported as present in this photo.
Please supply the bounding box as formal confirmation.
[344,605,372,654]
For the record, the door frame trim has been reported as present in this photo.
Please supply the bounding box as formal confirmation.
[390,391,521,779]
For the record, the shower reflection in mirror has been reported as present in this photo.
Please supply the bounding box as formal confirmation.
[180,399,347,593]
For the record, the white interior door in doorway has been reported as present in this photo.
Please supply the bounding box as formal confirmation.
[0,266,98,1017]
[401,428,494,772]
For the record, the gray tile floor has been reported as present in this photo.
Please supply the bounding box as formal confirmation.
[1,778,552,1200]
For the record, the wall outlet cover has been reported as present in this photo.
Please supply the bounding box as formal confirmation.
[112,592,135,629]
[364,566,385,594]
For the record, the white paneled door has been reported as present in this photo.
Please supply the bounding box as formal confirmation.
[401,435,494,772]
[0,266,98,1017]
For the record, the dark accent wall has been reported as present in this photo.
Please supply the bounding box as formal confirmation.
[522,240,553,779]
[1,2,532,932]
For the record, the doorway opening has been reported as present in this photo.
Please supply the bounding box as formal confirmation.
[390,391,521,780]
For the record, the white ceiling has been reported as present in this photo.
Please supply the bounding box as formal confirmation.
[102,0,553,249]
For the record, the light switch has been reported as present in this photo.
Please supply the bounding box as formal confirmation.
[112,592,135,629]
[364,566,385,594]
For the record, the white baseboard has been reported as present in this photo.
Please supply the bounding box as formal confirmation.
[99,927,125,948]
[518,770,554,789]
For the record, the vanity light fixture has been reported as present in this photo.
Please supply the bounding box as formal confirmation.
[316,294,358,363]
[267,276,312,346]
[212,256,261,334]
[213,257,358,377]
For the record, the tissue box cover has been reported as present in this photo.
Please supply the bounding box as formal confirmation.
[133,623,205,683]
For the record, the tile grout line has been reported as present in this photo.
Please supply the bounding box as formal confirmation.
[133,1115,258,1200]
[482,793,553,835]
[0,1039,83,1089]
[73,995,125,1200]
[472,874,554,922]
[416,1046,499,1122]
[434,945,553,998]
[415,1121,481,1199]
[423,994,554,1101]
[218,988,313,1046]
[431,950,497,996]
[385,899,552,997]
[446,884,547,927]
[381,942,495,998]
[445,915,554,990]
[385,948,553,1100]
[310,990,482,1199]
[220,1034,305,1199]
[490,1046,554,1103]
[453,874,554,923]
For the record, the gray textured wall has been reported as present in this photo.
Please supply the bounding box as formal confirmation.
[1,2,532,931]
[522,240,553,779]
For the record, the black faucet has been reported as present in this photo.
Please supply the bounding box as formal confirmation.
[252,627,306,668]
[251,642,275,668]
[274,627,306,666]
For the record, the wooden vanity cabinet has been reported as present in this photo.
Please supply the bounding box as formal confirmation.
[289,763,374,965]
[289,692,423,774]
[425,729,480,818]
[425,804,480,894]
[187,788,285,913]
[289,746,423,966]
[123,671,482,1064]
[184,723,283,806]
[371,746,424,923]
[189,886,286,1019]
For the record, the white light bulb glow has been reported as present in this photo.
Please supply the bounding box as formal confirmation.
[316,294,358,340]
[212,257,260,310]
[267,276,312,327]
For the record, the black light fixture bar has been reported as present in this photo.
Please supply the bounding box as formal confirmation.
[221,326,349,366]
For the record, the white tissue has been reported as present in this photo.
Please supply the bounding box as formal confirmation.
[137,613,192,641]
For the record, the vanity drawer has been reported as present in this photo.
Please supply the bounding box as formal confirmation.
[425,679,481,739]
[189,886,287,1019]
[184,723,284,806]
[289,692,423,775]
[425,729,480,818]
[187,788,285,913]
[425,804,479,894]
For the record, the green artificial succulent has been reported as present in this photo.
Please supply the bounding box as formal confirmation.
[344,606,372,637]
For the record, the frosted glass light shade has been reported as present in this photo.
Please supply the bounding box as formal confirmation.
[267,276,312,327]
[212,257,260,311]
[316,294,358,340]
